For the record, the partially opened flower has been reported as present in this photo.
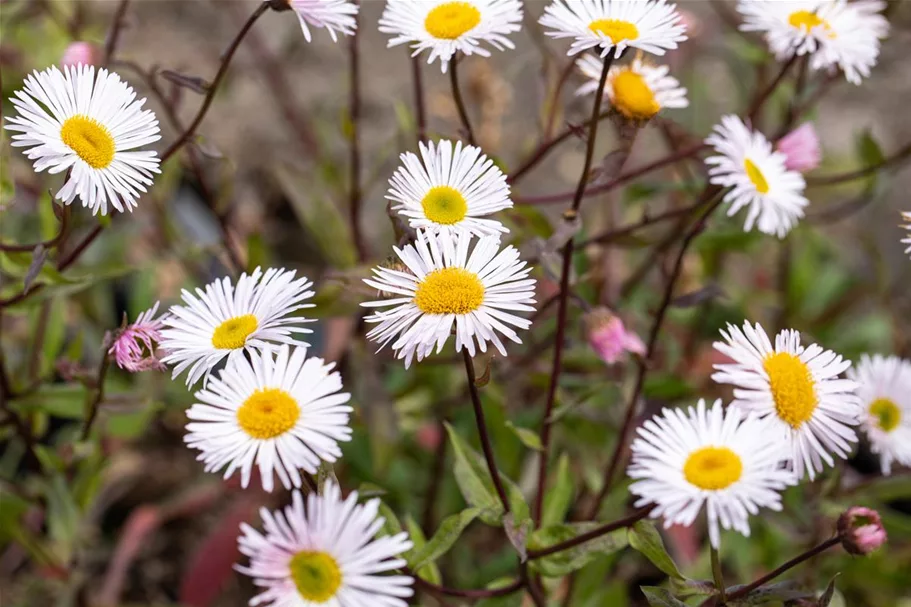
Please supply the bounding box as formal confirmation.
[109,302,166,373]
[712,321,861,480]
[705,115,808,238]
[628,399,796,548]
[776,122,822,173]
[160,267,315,386]
[237,483,414,606]
[379,0,523,73]
[285,0,359,42]
[737,0,889,85]
[847,354,911,475]
[576,54,688,121]
[4,65,161,215]
[838,506,887,555]
[362,229,536,368]
[387,139,512,238]
[185,345,352,492]
[584,307,645,364]
[902,212,911,258]
[540,0,687,58]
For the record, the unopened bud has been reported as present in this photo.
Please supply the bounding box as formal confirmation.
[837,506,887,555]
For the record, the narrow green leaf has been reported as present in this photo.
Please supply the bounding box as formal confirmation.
[542,454,574,526]
[377,501,403,539]
[505,421,542,451]
[528,523,628,577]
[818,575,840,607]
[640,586,688,607]
[404,515,442,585]
[727,581,813,606]
[628,520,684,580]
[409,507,481,571]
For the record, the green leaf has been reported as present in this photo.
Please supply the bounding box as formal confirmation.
[528,523,628,577]
[542,454,574,527]
[640,586,688,607]
[855,475,911,502]
[13,384,85,418]
[377,501,403,539]
[403,515,442,585]
[408,507,481,571]
[727,581,813,606]
[628,520,684,580]
[818,575,840,606]
[476,578,523,607]
[642,373,694,401]
[504,421,542,451]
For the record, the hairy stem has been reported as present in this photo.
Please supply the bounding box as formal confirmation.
[449,57,476,146]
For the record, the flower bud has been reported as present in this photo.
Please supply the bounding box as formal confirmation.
[109,302,167,373]
[837,506,887,555]
[584,307,645,365]
[775,123,822,173]
[61,42,99,68]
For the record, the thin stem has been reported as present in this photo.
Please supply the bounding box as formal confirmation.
[0,202,70,252]
[449,57,476,145]
[462,349,511,514]
[711,545,727,605]
[747,55,798,124]
[544,56,581,140]
[527,505,654,560]
[160,2,268,163]
[57,224,104,271]
[806,140,911,186]
[725,536,841,601]
[347,5,367,262]
[81,351,111,440]
[410,571,523,599]
[578,201,705,248]
[411,56,427,145]
[102,0,130,68]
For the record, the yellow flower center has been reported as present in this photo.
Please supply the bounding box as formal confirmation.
[289,551,342,603]
[788,10,835,38]
[422,185,469,225]
[683,446,743,490]
[869,398,901,432]
[413,267,484,315]
[60,115,115,169]
[611,70,660,120]
[588,19,639,43]
[744,158,770,194]
[424,2,481,40]
[236,388,300,440]
[763,352,818,429]
[211,314,258,349]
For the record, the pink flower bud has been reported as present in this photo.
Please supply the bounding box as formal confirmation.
[61,42,99,68]
[108,302,167,373]
[416,422,442,452]
[776,123,822,173]
[584,307,645,365]
[837,506,887,555]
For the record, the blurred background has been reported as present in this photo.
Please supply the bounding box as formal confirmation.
[1,1,910,606]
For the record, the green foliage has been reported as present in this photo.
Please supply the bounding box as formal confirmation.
[528,524,628,577]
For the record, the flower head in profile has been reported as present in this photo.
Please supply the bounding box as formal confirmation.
[362,229,536,368]
[584,307,645,365]
[577,54,688,122]
[185,345,352,492]
[109,302,166,373]
[776,123,822,173]
[237,483,414,607]
[712,321,861,481]
[159,267,315,386]
[847,354,911,475]
[4,65,161,215]
[838,506,887,555]
[902,212,911,258]
[540,0,687,58]
[737,0,889,85]
[629,399,796,548]
[285,0,359,42]
[379,0,523,73]
[388,139,512,238]
[705,115,808,238]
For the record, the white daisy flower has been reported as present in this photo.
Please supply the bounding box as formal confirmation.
[576,54,688,121]
[185,345,351,492]
[387,139,512,238]
[629,399,796,548]
[379,0,523,73]
[847,354,911,476]
[705,115,808,238]
[362,229,536,368]
[539,0,687,59]
[902,212,911,258]
[736,0,889,85]
[712,321,861,481]
[287,0,359,42]
[160,267,315,386]
[237,483,414,607]
[4,64,160,215]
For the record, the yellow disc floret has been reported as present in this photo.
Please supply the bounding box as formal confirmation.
[788,10,835,38]
[289,551,343,603]
[744,158,770,194]
[611,69,660,120]
[763,352,818,428]
[588,19,639,44]
[60,115,115,169]
[413,267,484,315]
[683,446,743,490]
[422,186,469,225]
[236,388,300,440]
[211,314,258,349]
[869,398,901,432]
[424,2,481,40]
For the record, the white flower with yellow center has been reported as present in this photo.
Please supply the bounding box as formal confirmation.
[237,483,414,606]
[388,139,512,238]
[737,0,889,85]
[160,267,315,386]
[628,399,795,548]
[287,0,359,42]
[847,354,911,476]
[576,54,688,121]
[705,115,808,238]
[362,229,536,368]
[379,0,523,73]
[712,322,861,481]
[902,212,911,258]
[539,0,687,59]
[185,345,351,492]
[4,65,160,215]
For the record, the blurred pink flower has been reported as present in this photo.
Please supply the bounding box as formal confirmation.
[416,422,442,452]
[585,307,645,365]
[776,123,822,173]
[109,302,166,373]
[838,506,887,555]
[61,42,98,68]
